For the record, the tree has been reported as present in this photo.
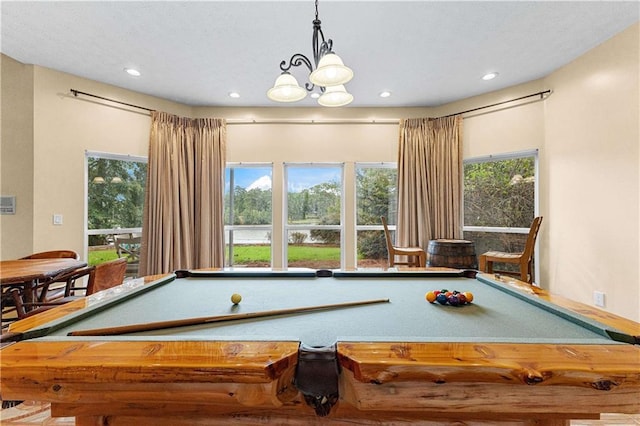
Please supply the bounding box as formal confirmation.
[463,157,536,259]
[356,168,397,259]
[308,181,341,244]
[287,190,306,222]
[225,186,271,225]
[88,158,146,245]
[464,158,534,228]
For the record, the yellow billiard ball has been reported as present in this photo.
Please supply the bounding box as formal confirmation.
[425,291,437,303]
[231,293,242,305]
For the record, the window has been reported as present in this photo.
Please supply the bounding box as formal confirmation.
[463,151,538,277]
[224,164,273,267]
[355,164,397,268]
[285,164,343,269]
[86,152,147,276]
[223,162,397,270]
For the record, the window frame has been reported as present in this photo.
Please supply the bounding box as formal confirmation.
[84,150,147,261]
[354,162,398,268]
[283,162,345,269]
[224,162,274,267]
[462,149,540,281]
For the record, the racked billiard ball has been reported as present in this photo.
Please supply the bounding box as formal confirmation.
[436,293,448,305]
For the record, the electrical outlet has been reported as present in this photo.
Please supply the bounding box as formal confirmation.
[593,291,605,308]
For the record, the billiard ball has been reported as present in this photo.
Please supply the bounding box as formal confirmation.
[463,292,474,303]
[436,293,448,305]
[426,291,437,303]
[231,293,242,305]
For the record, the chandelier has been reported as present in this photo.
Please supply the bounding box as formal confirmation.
[267,0,353,107]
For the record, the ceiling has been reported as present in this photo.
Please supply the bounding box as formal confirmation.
[1,1,638,108]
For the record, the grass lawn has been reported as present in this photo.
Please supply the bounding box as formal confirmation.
[88,249,119,266]
[229,245,340,263]
[91,245,340,265]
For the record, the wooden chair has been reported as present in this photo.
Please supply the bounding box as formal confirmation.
[381,216,426,267]
[84,257,127,295]
[10,258,127,320]
[114,234,141,261]
[478,216,543,284]
[20,250,79,260]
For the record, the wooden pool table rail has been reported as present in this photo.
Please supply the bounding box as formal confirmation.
[2,339,639,424]
[486,273,640,339]
[1,271,639,425]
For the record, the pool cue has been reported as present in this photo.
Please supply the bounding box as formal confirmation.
[0,331,23,343]
[68,298,390,336]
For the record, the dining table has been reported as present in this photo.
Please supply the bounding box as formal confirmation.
[0,258,88,308]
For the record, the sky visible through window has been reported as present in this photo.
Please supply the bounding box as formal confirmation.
[227,168,341,192]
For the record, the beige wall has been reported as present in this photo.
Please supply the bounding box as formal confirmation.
[1,61,193,260]
[0,22,638,320]
[435,23,639,321]
[436,79,548,160]
[542,23,639,321]
[0,55,34,258]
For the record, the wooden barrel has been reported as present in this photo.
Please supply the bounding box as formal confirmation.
[427,239,478,269]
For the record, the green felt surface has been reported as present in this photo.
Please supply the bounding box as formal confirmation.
[30,272,624,348]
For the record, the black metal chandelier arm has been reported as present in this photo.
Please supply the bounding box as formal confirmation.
[319,39,332,59]
[268,0,352,105]
[312,20,324,67]
[279,54,314,74]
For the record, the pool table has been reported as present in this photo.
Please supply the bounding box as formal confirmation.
[1,268,639,425]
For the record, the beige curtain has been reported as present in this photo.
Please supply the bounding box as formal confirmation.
[140,111,226,275]
[397,116,463,249]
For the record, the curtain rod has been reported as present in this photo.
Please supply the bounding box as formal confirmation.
[225,119,399,125]
[70,89,155,112]
[69,88,552,121]
[438,90,552,118]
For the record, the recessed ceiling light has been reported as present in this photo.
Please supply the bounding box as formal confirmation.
[379,91,392,98]
[229,92,240,98]
[482,72,499,81]
[124,68,141,77]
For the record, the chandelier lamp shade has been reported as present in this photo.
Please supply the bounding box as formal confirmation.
[267,0,353,107]
[267,73,308,103]
[318,84,353,107]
